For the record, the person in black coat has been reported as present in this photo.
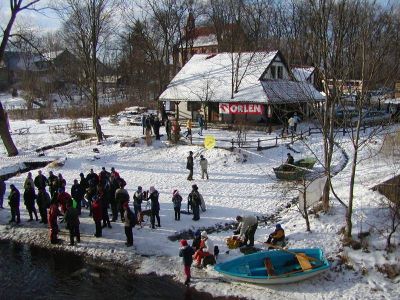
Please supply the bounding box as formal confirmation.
[153,117,161,140]
[8,184,20,223]
[188,184,201,221]
[71,179,84,214]
[179,239,195,286]
[64,200,80,246]
[0,178,6,209]
[186,151,194,181]
[34,170,47,191]
[24,182,38,221]
[47,171,58,198]
[86,169,99,188]
[79,173,88,208]
[148,186,160,229]
[115,182,129,222]
[98,185,111,229]
[36,189,50,224]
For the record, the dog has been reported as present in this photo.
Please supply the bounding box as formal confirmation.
[137,209,152,227]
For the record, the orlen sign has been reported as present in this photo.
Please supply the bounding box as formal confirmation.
[219,103,264,115]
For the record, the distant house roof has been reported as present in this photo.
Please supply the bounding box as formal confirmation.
[160,51,325,104]
[292,67,315,82]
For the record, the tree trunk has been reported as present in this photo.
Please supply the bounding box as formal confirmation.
[0,103,18,156]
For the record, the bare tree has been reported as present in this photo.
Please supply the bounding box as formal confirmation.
[0,0,43,156]
[55,0,121,142]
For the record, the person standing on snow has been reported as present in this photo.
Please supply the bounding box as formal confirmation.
[24,182,38,221]
[37,189,50,224]
[71,179,84,215]
[179,239,195,286]
[8,184,20,224]
[141,114,146,135]
[198,115,204,136]
[92,195,103,237]
[115,182,129,222]
[0,178,6,209]
[148,186,161,229]
[188,184,201,221]
[153,116,161,140]
[133,186,144,219]
[48,198,62,244]
[123,201,135,247]
[34,170,47,191]
[165,118,172,140]
[186,151,194,181]
[186,119,192,138]
[24,172,34,190]
[172,189,182,221]
[64,199,80,246]
[199,155,209,180]
[234,215,258,247]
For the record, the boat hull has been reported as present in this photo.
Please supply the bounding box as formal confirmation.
[214,248,329,285]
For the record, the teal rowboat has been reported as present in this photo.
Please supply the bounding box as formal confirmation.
[214,248,329,284]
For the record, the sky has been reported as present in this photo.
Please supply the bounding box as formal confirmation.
[0,0,61,33]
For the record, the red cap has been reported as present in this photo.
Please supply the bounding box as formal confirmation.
[180,239,188,247]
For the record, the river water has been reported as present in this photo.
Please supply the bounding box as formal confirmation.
[0,240,237,300]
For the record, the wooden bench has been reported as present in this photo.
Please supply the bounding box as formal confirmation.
[15,127,30,135]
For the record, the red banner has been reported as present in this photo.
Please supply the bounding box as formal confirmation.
[219,103,264,115]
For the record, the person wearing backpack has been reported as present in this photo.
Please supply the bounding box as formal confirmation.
[172,189,182,221]
[123,201,135,247]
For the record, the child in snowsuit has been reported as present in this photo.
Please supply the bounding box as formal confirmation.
[179,239,195,286]
[199,155,209,180]
[172,189,182,221]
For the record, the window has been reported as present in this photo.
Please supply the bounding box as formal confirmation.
[270,66,276,79]
[187,102,201,111]
[277,66,283,79]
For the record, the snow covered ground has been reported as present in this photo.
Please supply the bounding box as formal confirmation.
[0,117,399,299]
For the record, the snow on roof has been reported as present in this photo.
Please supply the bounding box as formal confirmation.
[292,67,315,82]
[42,50,64,61]
[192,33,218,48]
[261,80,325,104]
[160,51,278,103]
[383,98,400,104]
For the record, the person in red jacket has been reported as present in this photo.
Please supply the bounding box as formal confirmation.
[57,189,72,214]
[92,195,103,237]
[48,198,62,244]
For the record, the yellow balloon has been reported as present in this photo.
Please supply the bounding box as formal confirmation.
[204,135,216,149]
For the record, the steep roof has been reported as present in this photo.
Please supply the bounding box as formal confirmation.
[160,51,325,104]
[292,67,315,82]
[160,51,278,103]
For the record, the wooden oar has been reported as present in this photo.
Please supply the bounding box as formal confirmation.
[263,243,321,263]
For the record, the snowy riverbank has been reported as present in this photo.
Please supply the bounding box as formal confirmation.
[0,118,399,299]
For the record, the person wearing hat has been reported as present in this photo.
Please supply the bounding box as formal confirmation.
[133,186,144,218]
[186,151,194,181]
[266,224,285,246]
[172,189,182,221]
[286,153,294,165]
[148,186,160,229]
[193,231,215,268]
[8,184,21,224]
[234,215,258,247]
[199,155,209,180]
[191,229,202,250]
[179,239,195,286]
[188,184,201,221]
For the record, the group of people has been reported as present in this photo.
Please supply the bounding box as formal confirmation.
[186,151,209,181]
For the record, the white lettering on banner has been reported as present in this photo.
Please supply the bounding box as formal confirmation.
[219,103,264,115]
